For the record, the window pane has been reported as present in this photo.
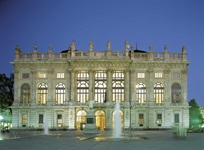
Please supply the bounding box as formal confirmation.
[77,71,89,103]
[154,83,164,104]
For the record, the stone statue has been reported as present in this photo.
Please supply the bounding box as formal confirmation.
[71,40,75,50]
[34,44,37,52]
[107,40,111,50]
[149,44,152,52]
[15,45,21,53]
[164,44,168,52]
[89,41,94,50]
[89,100,95,109]
[131,45,134,51]
[125,40,130,49]
[182,45,186,53]
[49,44,53,52]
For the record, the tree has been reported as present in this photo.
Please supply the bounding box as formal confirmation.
[189,99,203,129]
[0,73,14,109]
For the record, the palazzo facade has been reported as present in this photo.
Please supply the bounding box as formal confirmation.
[11,41,190,130]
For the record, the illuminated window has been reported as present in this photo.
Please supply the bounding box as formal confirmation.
[137,73,145,78]
[172,73,180,78]
[95,71,107,103]
[136,83,146,103]
[55,83,65,104]
[39,114,43,123]
[171,83,181,103]
[154,83,164,104]
[22,114,27,124]
[20,83,30,105]
[77,71,89,103]
[37,83,48,104]
[57,114,63,127]
[155,72,163,78]
[57,73,64,78]
[22,73,29,78]
[38,72,46,78]
[157,114,162,126]
[138,114,144,126]
[112,71,124,103]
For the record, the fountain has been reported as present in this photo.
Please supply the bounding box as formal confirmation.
[112,102,122,138]
[44,116,49,135]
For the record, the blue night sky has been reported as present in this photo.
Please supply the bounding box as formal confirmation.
[0,0,204,106]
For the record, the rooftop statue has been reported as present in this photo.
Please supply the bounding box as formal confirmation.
[89,41,94,50]
[107,40,111,50]
[71,40,75,50]
[125,40,130,49]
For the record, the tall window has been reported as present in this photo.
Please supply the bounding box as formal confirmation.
[95,71,107,103]
[138,114,144,126]
[77,71,89,103]
[57,114,63,127]
[20,83,30,105]
[55,83,65,104]
[37,83,48,104]
[157,114,162,126]
[112,71,124,103]
[174,114,180,124]
[39,114,43,123]
[136,83,146,103]
[154,83,164,104]
[22,114,27,124]
[171,83,181,103]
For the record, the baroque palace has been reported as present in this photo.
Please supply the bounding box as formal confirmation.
[11,40,190,130]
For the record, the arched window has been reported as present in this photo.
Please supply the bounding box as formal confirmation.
[77,71,89,103]
[37,83,48,104]
[136,83,146,104]
[154,82,164,104]
[20,83,30,105]
[112,71,124,103]
[55,83,65,104]
[95,71,107,103]
[171,83,181,103]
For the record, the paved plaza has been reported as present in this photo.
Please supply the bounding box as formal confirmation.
[0,130,204,150]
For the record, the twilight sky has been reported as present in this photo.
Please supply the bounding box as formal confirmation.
[0,0,204,106]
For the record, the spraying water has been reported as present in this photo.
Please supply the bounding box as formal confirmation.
[112,102,122,138]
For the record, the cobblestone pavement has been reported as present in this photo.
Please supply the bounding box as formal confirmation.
[0,130,204,150]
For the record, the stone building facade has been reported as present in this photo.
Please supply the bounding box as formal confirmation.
[11,41,190,130]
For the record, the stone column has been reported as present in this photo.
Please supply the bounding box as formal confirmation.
[13,70,20,106]
[66,69,71,104]
[70,70,76,103]
[89,70,94,101]
[164,69,170,105]
[130,70,136,104]
[124,70,130,104]
[181,70,188,105]
[30,70,36,106]
[147,68,154,105]
[47,69,54,106]
[106,69,113,103]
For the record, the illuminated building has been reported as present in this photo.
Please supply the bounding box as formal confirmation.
[11,41,190,130]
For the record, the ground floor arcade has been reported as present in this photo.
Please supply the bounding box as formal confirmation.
[11,103,189,130]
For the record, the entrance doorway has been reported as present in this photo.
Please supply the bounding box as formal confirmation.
[95,110,105,130]
[76,110,86,130]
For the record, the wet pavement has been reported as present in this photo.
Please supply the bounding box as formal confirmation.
[0,130,204,150]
